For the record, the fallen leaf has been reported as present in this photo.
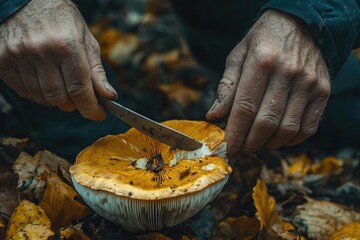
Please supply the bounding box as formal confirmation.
[39,171,91,231]
[6,200,54,240]
[310,156,343,174]
[0,137,28,163]
[158,82,202,108]
[12,150,71,201]
[136,232,172,240]
[253,179,277,230]
[294,197,360,239]
[328,222,360,240]
[213,215,260,240]
[60,223,90,240]
[0,163,19,218]
[252,179,302,239]
[0,217,5,240]
[287,154,311,179]
[0,137,28,152]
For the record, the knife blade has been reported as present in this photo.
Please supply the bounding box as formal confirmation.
[98,96,203,151]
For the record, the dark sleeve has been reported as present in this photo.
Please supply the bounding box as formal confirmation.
[0,0,31,23]
[260,0,360,79]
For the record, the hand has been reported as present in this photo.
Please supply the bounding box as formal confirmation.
[0,0,117,120]
[206,10,331,156]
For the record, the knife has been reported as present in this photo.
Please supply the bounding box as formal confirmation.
[98,96,203,151]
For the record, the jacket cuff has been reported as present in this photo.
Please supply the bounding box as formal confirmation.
[260,0,360,79]
[0,0,31,23]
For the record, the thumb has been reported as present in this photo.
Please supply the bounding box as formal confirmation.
[86,36,118,100]
[206,44,247,121]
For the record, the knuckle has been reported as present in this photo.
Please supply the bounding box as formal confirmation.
[278,122,299,137]
[233,98,258,117]
[51,35,77,56]
[7,41,23,58]
[301,126,318,137]
[253,46,278,68]
[67,83,90,100]
[225,55,239,68]
[43,91,67,105]
[302,73,318,89]
[91,40,101,56]
[281,64,300,79]
[317,83,331,99]
[91,62,106,76]
[256,113,281,131]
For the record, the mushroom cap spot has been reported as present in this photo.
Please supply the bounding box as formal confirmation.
[70,120,232,231]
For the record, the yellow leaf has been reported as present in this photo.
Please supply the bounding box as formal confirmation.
[6,200,54,240]
[60,223,90,240]
[13,150,72,201]
[39,172,91,231]
[287,154,311,178]
[214,215,260,240]
[310,156,343,174]
[252,179,276,229]
[294,198,360,240]
[252,179,303,240]
[329,222,360,240]
[136,232,172,240]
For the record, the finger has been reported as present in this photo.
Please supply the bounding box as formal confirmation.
[85,34,117,100]
[286,81,330,146]
[17,60,49,105]
[36,61,76,112]
[0,62,28,98]
[206,43,247,121]
[225,53,273,156]
[61,44,106,121]
[264,89,308,150]
[242,74,289,153]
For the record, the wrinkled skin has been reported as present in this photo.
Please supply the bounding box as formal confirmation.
[0,0,117,121]
[206,10,331,156]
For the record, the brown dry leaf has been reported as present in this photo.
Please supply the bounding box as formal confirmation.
[0,164,19,218]
[60,223,90,240]
[213,215,260,240]
[12,150,71,201]
[328,222,360,240]
[287,153,311,179]
[158,82,202,108]
[252,179,302,240]
[6,200,54,240]
[310,156,343,174]
[39,171,91,231]
[294,198,360,240]
[0,137,28,152]
[0,137,28,163]
[136,232,172,240]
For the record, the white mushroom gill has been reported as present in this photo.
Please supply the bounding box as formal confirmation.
[72,175,229,232]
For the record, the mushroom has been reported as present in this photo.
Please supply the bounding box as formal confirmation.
[70,120,232,232]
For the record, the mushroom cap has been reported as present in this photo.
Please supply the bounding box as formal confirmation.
[70,120,232,231]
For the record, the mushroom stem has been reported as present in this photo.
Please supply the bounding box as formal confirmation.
[146,154,164,173]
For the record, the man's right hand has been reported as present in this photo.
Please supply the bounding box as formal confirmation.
[0,0,117,120]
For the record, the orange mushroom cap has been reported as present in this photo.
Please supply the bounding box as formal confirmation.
[70,120,232,231]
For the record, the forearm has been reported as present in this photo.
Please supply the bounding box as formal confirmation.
[0,0,31,23]
[260,0,360,79]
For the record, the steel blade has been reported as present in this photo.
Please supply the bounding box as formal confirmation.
[99,97,203,151]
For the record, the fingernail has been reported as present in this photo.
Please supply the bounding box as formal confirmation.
[104,81,118,97]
